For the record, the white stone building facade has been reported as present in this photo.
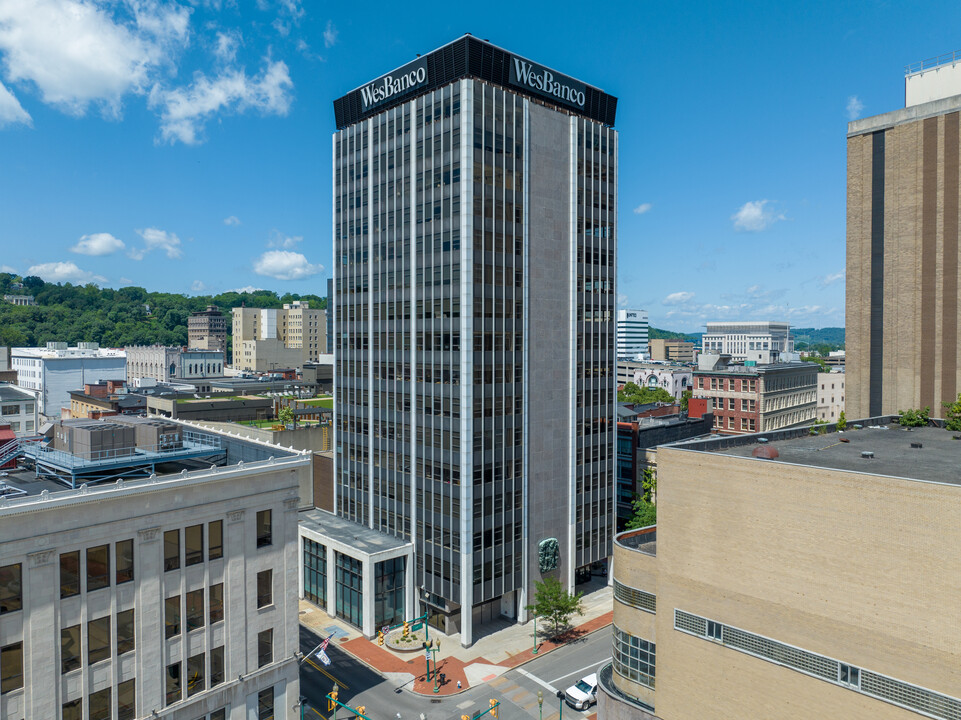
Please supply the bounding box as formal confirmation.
[0,455,306,720]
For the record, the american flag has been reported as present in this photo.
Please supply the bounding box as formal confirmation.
[306,633,335,666]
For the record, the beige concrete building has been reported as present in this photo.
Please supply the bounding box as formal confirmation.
[231,303,326,371]
[188,306,227,354]
[816,372,845,421]
[600,418,961,720]
[847,57,961,418]
[648,339,694,364]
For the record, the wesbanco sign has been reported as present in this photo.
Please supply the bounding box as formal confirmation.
[509,57,586,109]
[358,57,429,111]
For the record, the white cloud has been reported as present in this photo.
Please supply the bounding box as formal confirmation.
[253,250,322,280]
[213,30,241,64]
[820,270,845,288]
[129,227,183,259]
[633,202,652,215]
[267,230,302,249]
[119,276,132,284]
[663,291,695,305]
[0,0,189,118]
[149,58,293,145]
[0,264,16,273]
[323,20,338,48]
[0,79,29,126]
[846,95,864,121]
[731,199,785,232]
[27,261,106,284]
[223,215,241,226]
[190,279,207,292]
[70,232,125,256]
[617,293,629,308]
[230,285,261,293]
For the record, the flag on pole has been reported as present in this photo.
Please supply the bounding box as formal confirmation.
[303,633,335,665]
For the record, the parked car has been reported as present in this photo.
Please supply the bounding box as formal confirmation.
[564,673,598,710]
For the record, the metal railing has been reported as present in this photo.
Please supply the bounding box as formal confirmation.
[905,50,961,76]
[23,431,223,469]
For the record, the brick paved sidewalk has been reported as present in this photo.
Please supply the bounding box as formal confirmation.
[330,610,614,696]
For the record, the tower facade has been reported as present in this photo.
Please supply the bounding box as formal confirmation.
[847,57,961,418]
[332,36,617,645]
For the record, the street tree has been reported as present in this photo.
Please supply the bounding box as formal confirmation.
[528,577,584,638]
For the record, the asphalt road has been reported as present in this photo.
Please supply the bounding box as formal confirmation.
[298,624,613,720]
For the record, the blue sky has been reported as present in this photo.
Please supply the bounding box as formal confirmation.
[0,0,956,332]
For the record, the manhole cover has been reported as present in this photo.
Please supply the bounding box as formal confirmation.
[407,660,414,665]
[338,637,348,642]
[299,611,306,615]
[431,699,441,704]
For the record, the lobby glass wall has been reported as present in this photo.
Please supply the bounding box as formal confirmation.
[374,557,406,628]
[304,538,327,606]
[335,552,363,628]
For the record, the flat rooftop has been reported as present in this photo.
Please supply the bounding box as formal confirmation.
[299,509,410,555]
[693,420,961,485]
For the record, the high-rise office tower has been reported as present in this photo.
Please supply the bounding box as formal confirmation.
[847,55,961,418]
[616,309,649,360]
[329,36,617,645]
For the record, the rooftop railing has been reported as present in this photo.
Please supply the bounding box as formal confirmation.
[906,50,961,76]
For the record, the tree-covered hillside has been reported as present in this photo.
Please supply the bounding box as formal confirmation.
[649,327,700,344]
[0,273,326,350]
[791,327,845,351]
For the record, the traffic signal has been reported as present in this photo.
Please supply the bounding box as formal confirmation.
[356,706,366,717]
[377,631,384,646]
[490,699,498,719]
[462,715,471,720]
[328,691,338,712]
[403,621,410,636]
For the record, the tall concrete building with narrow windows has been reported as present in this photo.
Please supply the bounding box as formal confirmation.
[617,309,649,360]
[326,35,617,645]
[847,54,961,418]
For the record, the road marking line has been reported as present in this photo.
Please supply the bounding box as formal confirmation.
[516,668,557,693]
[547,658,610,686]
[305,656,350,689]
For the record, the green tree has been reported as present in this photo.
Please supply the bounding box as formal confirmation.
[898,407,930,427]
[837,410,847,432]
[618,382,674,405]
[810,418,828,435]
[278,406,295,427]
[680,389,692,412]
[942,394,961,432]
[626,497,656,529]
[528,577,585,638]
[801,355,829,373]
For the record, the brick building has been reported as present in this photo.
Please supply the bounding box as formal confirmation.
[692,356,817,435]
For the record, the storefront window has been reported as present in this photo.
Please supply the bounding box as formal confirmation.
[374,557,405,629]
[304,538,326,606]
[335,552,363,629]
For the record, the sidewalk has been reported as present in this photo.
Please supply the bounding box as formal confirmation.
[299,580,614,696]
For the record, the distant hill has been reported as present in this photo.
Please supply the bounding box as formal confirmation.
[0,271,326,350]
[648,326,845,351]
[791,327,845,350]
[649,327,700,344]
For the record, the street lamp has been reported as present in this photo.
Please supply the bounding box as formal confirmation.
[330,682,340,720]
[532,611,539,654]
[537,690,544,720]
[430,639,443,693]
[556,689,565,720]
[294,695,308,720]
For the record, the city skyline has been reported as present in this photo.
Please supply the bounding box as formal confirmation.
[0,0,957,331]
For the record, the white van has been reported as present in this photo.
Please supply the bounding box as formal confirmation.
[564,673,598,710]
